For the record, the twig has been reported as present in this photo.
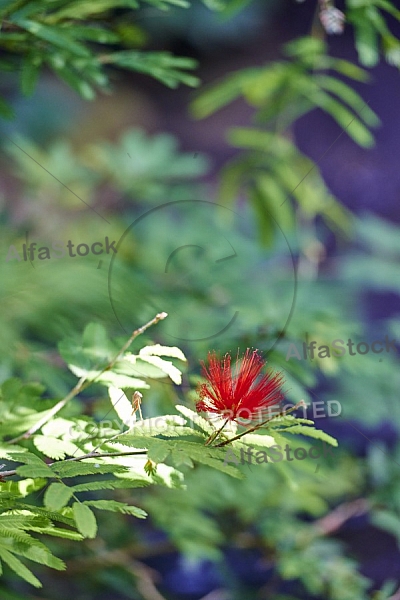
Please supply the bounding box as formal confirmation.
[7,312,167,445]
[0,449,148,479]
[214,400,307,447]
[114,555,168,600]
[199,591,230,600]
[205,418,229,446]
[63,541,174,574]
[7,373,87,446]
[65,541,167,600]
[314,498,369,535]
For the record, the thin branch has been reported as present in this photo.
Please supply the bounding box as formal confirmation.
[65,541,168,600]
[214,400,307,447]
[7,373,87,446]
[0,449,148,479]
[111,554,168,600]
[199,592,230,600]
[389,588,400,600]
[64,540,174,574]
[205,418,229,446]
[7,312,167,445]
[314,498,369,535]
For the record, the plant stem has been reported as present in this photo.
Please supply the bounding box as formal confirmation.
[214,400,307,447]
[7,312,168,445]
[204,418,229,446]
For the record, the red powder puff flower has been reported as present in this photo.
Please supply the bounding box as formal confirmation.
[196,349,285,423]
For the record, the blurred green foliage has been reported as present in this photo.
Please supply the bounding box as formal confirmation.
[347,0,400,67]
[1,122,400,598]
[191,36,380,246]
[0,0,252,115]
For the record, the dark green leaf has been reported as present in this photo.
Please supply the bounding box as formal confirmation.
[72,502,97,538]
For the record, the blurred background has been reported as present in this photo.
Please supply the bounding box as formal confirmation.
[1,0,400,598]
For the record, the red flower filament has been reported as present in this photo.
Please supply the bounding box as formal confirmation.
[196,349,285,423]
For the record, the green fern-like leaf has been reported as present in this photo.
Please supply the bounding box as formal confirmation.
[28,525,83,541]
[82,500,147,518]
[44,483,73,511]
[122,419,203,439]
[139,344,186,361]
[16,463,54,479]
[0,546,42,587]
[33,435,81,460]
[175,405,215,435]
[51,461,128,478]
[274,425,338,447]
[71,478,149,493]
[72,502,97,538]
[18,505,77,527]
